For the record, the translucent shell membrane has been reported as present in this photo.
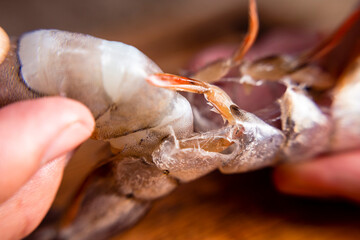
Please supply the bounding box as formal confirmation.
[147,70,333,182]
[147,2,360,182]
[18,29,193,157]
[331,57,360,151]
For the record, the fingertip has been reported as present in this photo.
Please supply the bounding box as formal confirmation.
[0,97,94,202]
[0,27,10,64]
[273,151,360,202]
[51,97,95,132]
[273,163,332,197]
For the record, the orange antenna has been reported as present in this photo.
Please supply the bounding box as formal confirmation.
[190,0,259,83]
[297,7,360,67]
[232,0,259,63]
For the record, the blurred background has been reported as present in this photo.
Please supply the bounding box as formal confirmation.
[0,0,358,72]
[2,0,360,239]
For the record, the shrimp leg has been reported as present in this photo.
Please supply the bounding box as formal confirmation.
[28,155,177,240]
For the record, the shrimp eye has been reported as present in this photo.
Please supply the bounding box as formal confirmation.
[230,104,243,117]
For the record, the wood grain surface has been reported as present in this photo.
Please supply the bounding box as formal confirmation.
[114,169,360,240]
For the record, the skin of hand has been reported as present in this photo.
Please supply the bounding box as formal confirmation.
[0,98,95,239]
[0,27,9,64]
[273,151,360,203]
[0,29,95,239]
[189,30,360,203]
[0,99,94,239]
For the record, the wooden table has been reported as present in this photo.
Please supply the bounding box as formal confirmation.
[115,169,360,240]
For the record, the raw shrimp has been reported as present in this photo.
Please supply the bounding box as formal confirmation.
[0,0,359,239]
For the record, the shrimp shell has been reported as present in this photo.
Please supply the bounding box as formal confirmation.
[16,29,194,157]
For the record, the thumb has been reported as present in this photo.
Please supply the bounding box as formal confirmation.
[0,97,94,203]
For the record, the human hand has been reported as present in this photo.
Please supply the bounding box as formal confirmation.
[0,27,95,240]
[273,151,360,203]
[0,98,94,239]
[0,27,9,64]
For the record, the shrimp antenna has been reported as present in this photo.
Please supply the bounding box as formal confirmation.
[190,0,259,83]
[296,6,360,68]
[232,0,259,63]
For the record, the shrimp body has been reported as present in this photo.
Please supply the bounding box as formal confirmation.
[0,29,194,240]
[12,29,194,157]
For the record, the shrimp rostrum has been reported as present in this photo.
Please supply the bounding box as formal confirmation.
[0,0,359,239]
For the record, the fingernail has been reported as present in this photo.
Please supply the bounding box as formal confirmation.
[41,122,93,164]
